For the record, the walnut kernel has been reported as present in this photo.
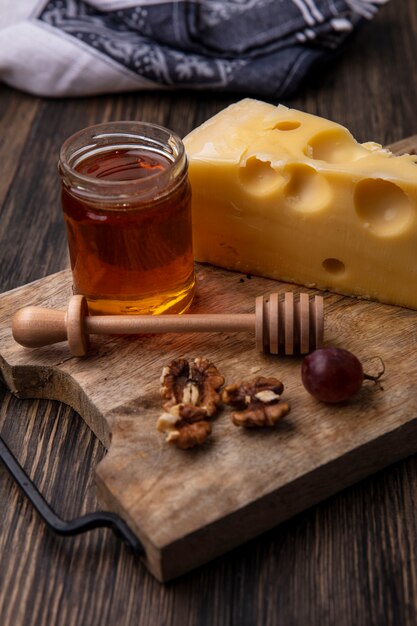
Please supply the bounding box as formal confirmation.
[232,401,290,428]
[158,357,224,449]
[160,357,224,418]
[222,376,290,428]
[166,421,212,450]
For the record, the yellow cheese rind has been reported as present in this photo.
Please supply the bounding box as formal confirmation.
[184,99,417,310]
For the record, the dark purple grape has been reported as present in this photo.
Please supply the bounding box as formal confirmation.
[301,347,364,403]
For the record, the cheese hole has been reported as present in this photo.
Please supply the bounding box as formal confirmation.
[354,179,412,237]
[305,129,365,163]
[239,157,285,195]
[283,163,332,213]
[273,120,301,131]
[322,258,345,275]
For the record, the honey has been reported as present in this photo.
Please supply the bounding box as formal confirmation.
[58,122,195,315]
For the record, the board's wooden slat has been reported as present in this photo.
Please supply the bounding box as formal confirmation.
[0,91,39,210]
[389,134,417,156]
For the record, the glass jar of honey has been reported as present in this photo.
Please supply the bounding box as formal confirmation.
[58,121,195,315]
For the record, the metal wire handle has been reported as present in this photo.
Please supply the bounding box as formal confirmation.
[0,435,144,555]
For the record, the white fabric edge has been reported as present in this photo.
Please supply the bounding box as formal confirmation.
[0,19,162,96]
[0,0,45,29]
[86,0,187,9]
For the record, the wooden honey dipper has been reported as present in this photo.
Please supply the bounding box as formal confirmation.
[12,292,324,357]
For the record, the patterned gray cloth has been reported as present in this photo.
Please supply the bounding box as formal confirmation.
[0,0,389,98]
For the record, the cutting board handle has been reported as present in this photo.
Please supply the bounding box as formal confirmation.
[0,435,143,554]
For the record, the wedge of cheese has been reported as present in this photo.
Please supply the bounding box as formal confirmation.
[184,99,417,309]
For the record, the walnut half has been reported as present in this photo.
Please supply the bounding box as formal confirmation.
[160,357,224,418]
[157,413,212,450]
[158,358,224,448]
[222,376,290,428]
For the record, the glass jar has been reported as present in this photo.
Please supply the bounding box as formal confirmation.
[58,121,195,315]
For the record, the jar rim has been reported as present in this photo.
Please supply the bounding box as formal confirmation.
[58,121,187,201]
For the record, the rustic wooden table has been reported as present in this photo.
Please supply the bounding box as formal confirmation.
[1,1,417,624]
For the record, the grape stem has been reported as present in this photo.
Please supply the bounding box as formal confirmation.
[363,356,385,389]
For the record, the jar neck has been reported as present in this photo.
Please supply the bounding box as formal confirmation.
[58,121,188,205]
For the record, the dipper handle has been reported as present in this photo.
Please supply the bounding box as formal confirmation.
[12,295,90,356]
[11,296,255,356]
[12,306,68,348]
[12,293,324,357]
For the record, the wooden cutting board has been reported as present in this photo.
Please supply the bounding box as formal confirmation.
[1,136,417,582]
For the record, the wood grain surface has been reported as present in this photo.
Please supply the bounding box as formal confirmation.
[1,0,417,622]
[3,206,417,581]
